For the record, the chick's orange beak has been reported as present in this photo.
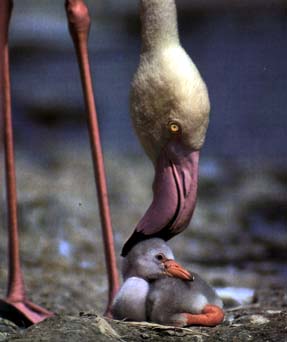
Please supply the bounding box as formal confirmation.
[164,259,193,281]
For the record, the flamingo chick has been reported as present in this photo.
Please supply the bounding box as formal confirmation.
[112,239,224,327]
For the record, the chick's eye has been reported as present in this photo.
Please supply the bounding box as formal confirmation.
[169,122,180,134]
[155,254,164,261]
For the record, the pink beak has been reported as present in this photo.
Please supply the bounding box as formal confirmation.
[122,138,199,256]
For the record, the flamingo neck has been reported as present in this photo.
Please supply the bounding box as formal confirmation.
[140,0,180,52]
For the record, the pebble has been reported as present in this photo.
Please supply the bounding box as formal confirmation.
[249,315,270,325]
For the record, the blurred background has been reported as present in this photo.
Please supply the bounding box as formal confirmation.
[0,0,286,314]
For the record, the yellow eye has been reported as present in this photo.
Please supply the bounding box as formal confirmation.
[169,122,180,133]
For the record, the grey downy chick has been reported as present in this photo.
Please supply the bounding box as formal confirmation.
[112,239,224,327]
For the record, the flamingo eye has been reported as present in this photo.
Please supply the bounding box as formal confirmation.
[168,122,180,134]
[155,253,164,261]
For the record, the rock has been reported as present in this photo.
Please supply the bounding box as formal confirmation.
[0,319,19,341]
[249,315,270,325]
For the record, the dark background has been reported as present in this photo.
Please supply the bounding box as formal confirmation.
[8,0,287,163]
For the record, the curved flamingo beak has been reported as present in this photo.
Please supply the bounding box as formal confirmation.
[121,138,199,257]
[163,259,193,281]
[141,138,199,236]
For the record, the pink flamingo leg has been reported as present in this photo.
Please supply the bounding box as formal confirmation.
[0,0,53,327]
[65,0,119,316]
[182,304,224,327]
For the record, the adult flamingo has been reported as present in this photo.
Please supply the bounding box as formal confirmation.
[0,0,119,326]
[122,0,210,256]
